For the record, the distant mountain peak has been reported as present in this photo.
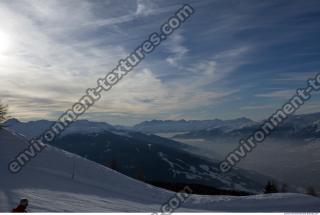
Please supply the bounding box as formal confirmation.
[4,118,21,125]
[133,117,255,133]
[4,118,114,139]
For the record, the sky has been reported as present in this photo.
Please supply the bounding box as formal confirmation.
[0,0,320,125]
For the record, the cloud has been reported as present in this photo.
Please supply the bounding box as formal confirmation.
[135,0,154,16]
[1,0,319,124]
[165,32,189,67]
[240,104,274,110]
[94,65,235,116]
[0,0,246,123]
[0,1,127,118]
[273,72,319,82]
[296,101,320,115]
[76,0,173,30]
[256,90,295,98]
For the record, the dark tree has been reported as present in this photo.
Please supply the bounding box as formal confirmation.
[71,158,76,180]
[108,158,118,171]
[136,168,145,182]
[264,181,278,194]
[306,186,318,197]
[0,102,8,127]
[280,183,289,193]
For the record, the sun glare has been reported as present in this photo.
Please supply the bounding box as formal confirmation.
[0,31,11,55]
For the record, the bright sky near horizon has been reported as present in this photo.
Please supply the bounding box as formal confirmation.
[0,0,320,125]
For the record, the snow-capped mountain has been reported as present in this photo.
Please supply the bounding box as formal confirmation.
[51,130,268,193]
[1,128,319,212]
[170,112,320,192]
[174,112,320,142]
[4,118,114,139]
[4,118,268,193]
[132,118,255,133]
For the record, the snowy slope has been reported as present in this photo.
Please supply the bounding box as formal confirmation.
[0,129,320,212]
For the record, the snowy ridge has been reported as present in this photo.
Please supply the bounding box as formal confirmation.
[133,118,255,133]
[4,118,115,139]
[0,129,320,212]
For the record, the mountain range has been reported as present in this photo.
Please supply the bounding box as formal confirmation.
[2,128,319,212]
[4,118,269,193]
[132,118,255,133]
[4,112,320,193]
[173,112,320,142]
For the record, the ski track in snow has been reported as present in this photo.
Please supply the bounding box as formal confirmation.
[0,191,9,212]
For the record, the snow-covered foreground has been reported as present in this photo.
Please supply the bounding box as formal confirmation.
[0,129,319,212]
